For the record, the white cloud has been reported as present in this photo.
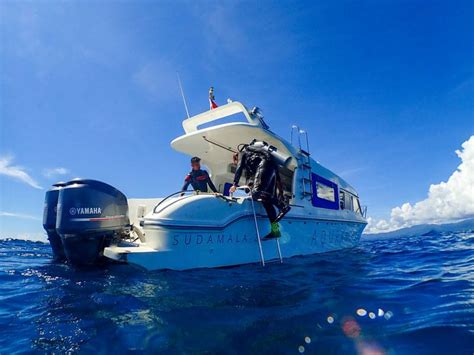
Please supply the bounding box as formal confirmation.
[0,211,41,221]
[366,135,474,233]
[0,155,42,189]
[132,60,177,102]
[42,167,70,178]
[339,167,365,178]
[198,3,246,56]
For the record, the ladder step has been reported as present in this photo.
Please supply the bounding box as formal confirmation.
[299,149,310,156]
[302,191,312,195]
[302,178,312,182]
[264,258,282,264]
[261,237,278,242]
[301,163,311,169]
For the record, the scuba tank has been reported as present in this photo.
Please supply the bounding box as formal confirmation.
[246,140,292,167]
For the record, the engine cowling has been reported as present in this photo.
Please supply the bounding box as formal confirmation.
[42,182,67,261]
[56,179,130,266]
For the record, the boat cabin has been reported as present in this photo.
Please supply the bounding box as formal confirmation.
[171,101,364,216]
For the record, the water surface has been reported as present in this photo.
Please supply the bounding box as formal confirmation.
[0,232,473,354]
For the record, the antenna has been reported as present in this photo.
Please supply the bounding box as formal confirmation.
[176,72,190,118]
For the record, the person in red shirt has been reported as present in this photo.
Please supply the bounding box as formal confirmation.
[182,157,218,193]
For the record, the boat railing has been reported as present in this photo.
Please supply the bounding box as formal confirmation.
[291,125,310,155]
[362,205,368,218]
[152,190,197,214]
[152,191,238,214]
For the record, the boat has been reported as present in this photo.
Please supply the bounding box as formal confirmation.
[43,101,367,270]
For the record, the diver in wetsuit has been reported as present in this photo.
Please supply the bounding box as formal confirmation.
[229,140,291,239]
[182,157,218,193]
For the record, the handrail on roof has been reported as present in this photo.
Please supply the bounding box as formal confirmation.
[182,101,261,134]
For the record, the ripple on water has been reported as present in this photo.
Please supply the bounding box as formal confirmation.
[0,233,473,354]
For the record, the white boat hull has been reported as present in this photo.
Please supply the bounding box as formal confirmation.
[104,213,365,270]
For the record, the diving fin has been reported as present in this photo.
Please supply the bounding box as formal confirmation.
[262,222,281,240]
[274,205,291,223]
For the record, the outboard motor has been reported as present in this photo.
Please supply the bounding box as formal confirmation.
[56,179,130,266]
[43,182,67,261]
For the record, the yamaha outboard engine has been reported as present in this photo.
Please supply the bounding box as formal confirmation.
[56,179,130,266]
[43,182,67,261]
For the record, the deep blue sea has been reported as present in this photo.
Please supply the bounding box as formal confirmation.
[0,232,473,354]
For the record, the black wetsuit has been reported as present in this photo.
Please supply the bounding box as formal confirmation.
[182,169,217,193]
[233,147,284,222]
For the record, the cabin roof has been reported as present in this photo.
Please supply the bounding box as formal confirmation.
[171,101,359,196]
[171,122,298,170]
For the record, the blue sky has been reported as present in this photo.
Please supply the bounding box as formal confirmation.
[1,1,473,238]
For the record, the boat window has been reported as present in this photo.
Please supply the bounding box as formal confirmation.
[197,112,249,130]
[278,166,294,202]
[228,163,237,174]
[351,195,361,214]
[311,174,339,210]
[345,193,352,211]
[339,191,345,209]
[316,181,336,202]
[339,188,363,214]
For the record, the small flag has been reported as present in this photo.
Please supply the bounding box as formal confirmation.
[209,87,218,110]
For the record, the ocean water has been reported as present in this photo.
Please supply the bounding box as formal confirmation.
[0,232,473,354]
